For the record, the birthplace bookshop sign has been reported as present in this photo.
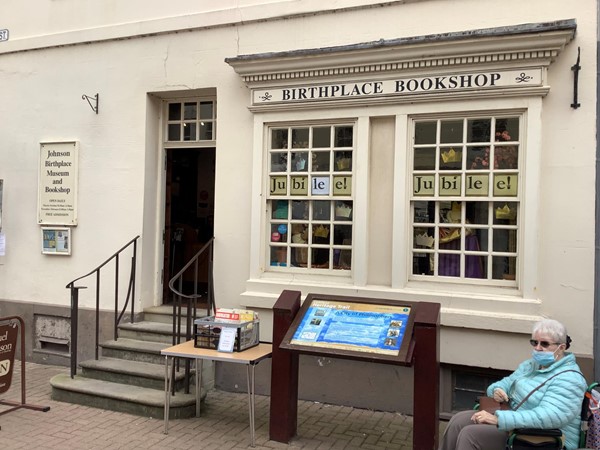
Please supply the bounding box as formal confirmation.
[252,68,541,106]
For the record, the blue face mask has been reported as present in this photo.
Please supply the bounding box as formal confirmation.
[532,349,557,366]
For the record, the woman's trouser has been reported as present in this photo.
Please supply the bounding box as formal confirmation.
[439,410,508,450]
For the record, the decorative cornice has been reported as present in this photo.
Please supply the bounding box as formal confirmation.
[226,20,576,86]
[241,50,560,84]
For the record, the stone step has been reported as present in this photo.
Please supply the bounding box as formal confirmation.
[143,305,213,325]
[118,321,194,344]
[100,338,169,365]
[79,357,194,391]
[50,373,199,419]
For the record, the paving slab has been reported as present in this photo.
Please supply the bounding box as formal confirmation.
[0,361,444,449]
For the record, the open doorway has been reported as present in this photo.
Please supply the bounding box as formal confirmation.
[163,147,215,303]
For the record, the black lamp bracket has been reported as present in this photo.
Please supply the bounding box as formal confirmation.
[82,93,99,114]
[571,47,581,109]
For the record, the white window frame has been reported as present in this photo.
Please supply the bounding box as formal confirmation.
[248,112,370,286]
[392,98,542,300]
[265,122,356,274]
[407,113,522,287]
[164,97,217,146]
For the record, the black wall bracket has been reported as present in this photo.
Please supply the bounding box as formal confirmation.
[82,93,99,114]
[571,47,581,109]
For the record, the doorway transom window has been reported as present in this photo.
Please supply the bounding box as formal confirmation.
[167,100,216,142]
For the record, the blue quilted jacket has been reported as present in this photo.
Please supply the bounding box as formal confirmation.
[487,353,587,450]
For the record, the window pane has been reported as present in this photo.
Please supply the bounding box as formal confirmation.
[492,256,516,280]
[270,246,287,267]
[313,127,331,147]
[415,121,436,144]
[271,223,288,242]
[440,120,463,143]
[493,202,518,224]
[184,102,197,120]
[440,146,462,170]
[335,249,351,269]
[200,122,213,140]
[272,129,288,149]
[292,247,308,267]
[271,152,287,172]
[467,146,490,170]
[466,202,488,225]
[335,201,352,221]
[313,201,330,220]
[414,201,434,224]
[292,128,309,148]
[414,227,434,249]
[335,126,353,147]
[414,147,436,170]
[467,119,491,143]
[496,117,519,141]
[272,200,288,219]
[291,152,308,172]
[334,224,352,245]
[413,252,433,276]
[494,145,518,170]
[291,223,308,244]
[183,123,196,141]
[199,101,213,119]
[334,151,352,171]
[493,229,517,252]
[168,124,180,141]
[312,151,330,172]
[311,247,330,268]
[168,103,181,120]
[292,201,308,220]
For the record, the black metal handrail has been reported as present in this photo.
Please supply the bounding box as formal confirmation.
[66,235,140,378]
[168,237,215,393]
[168,237,215,346]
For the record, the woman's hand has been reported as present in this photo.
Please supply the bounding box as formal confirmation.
[492,388,509,403]
[471,410,499,426]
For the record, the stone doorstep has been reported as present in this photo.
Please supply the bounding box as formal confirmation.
[79,357,194,391]
[117,321,194,344]
[50,373,199,419]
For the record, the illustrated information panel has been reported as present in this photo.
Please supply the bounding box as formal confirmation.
[290,299,411,356]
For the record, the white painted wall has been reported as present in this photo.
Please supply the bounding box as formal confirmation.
[0,0,596,372]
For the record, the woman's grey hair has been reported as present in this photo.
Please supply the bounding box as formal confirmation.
[532,319,568,346]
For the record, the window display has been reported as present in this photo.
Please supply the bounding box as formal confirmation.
[268,124,354,271]
[411,116,520,284]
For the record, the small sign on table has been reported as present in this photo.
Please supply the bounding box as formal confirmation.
[218,327,237,353]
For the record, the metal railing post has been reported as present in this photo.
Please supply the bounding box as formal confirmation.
[70,286,86,378]
[114,254,119,341]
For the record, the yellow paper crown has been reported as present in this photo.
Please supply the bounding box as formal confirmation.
[335,203,352,218]
[441,148,462,164]
[314,224,329,238]
[415,233,434,248]
[495,204,516,220]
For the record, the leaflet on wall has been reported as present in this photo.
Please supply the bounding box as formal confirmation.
[281,294,415,363]
[38,142,79,226]
[41,227,71,255]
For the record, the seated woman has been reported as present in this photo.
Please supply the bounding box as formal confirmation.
[439,319,587,450]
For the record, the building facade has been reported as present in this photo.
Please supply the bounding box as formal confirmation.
[0,0,597,414]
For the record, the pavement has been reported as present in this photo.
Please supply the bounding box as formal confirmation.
[0,361,441,449]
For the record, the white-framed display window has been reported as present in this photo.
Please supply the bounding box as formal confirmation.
[266,123,355,272]
[409,114,522,287]
[41,227,71,255]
